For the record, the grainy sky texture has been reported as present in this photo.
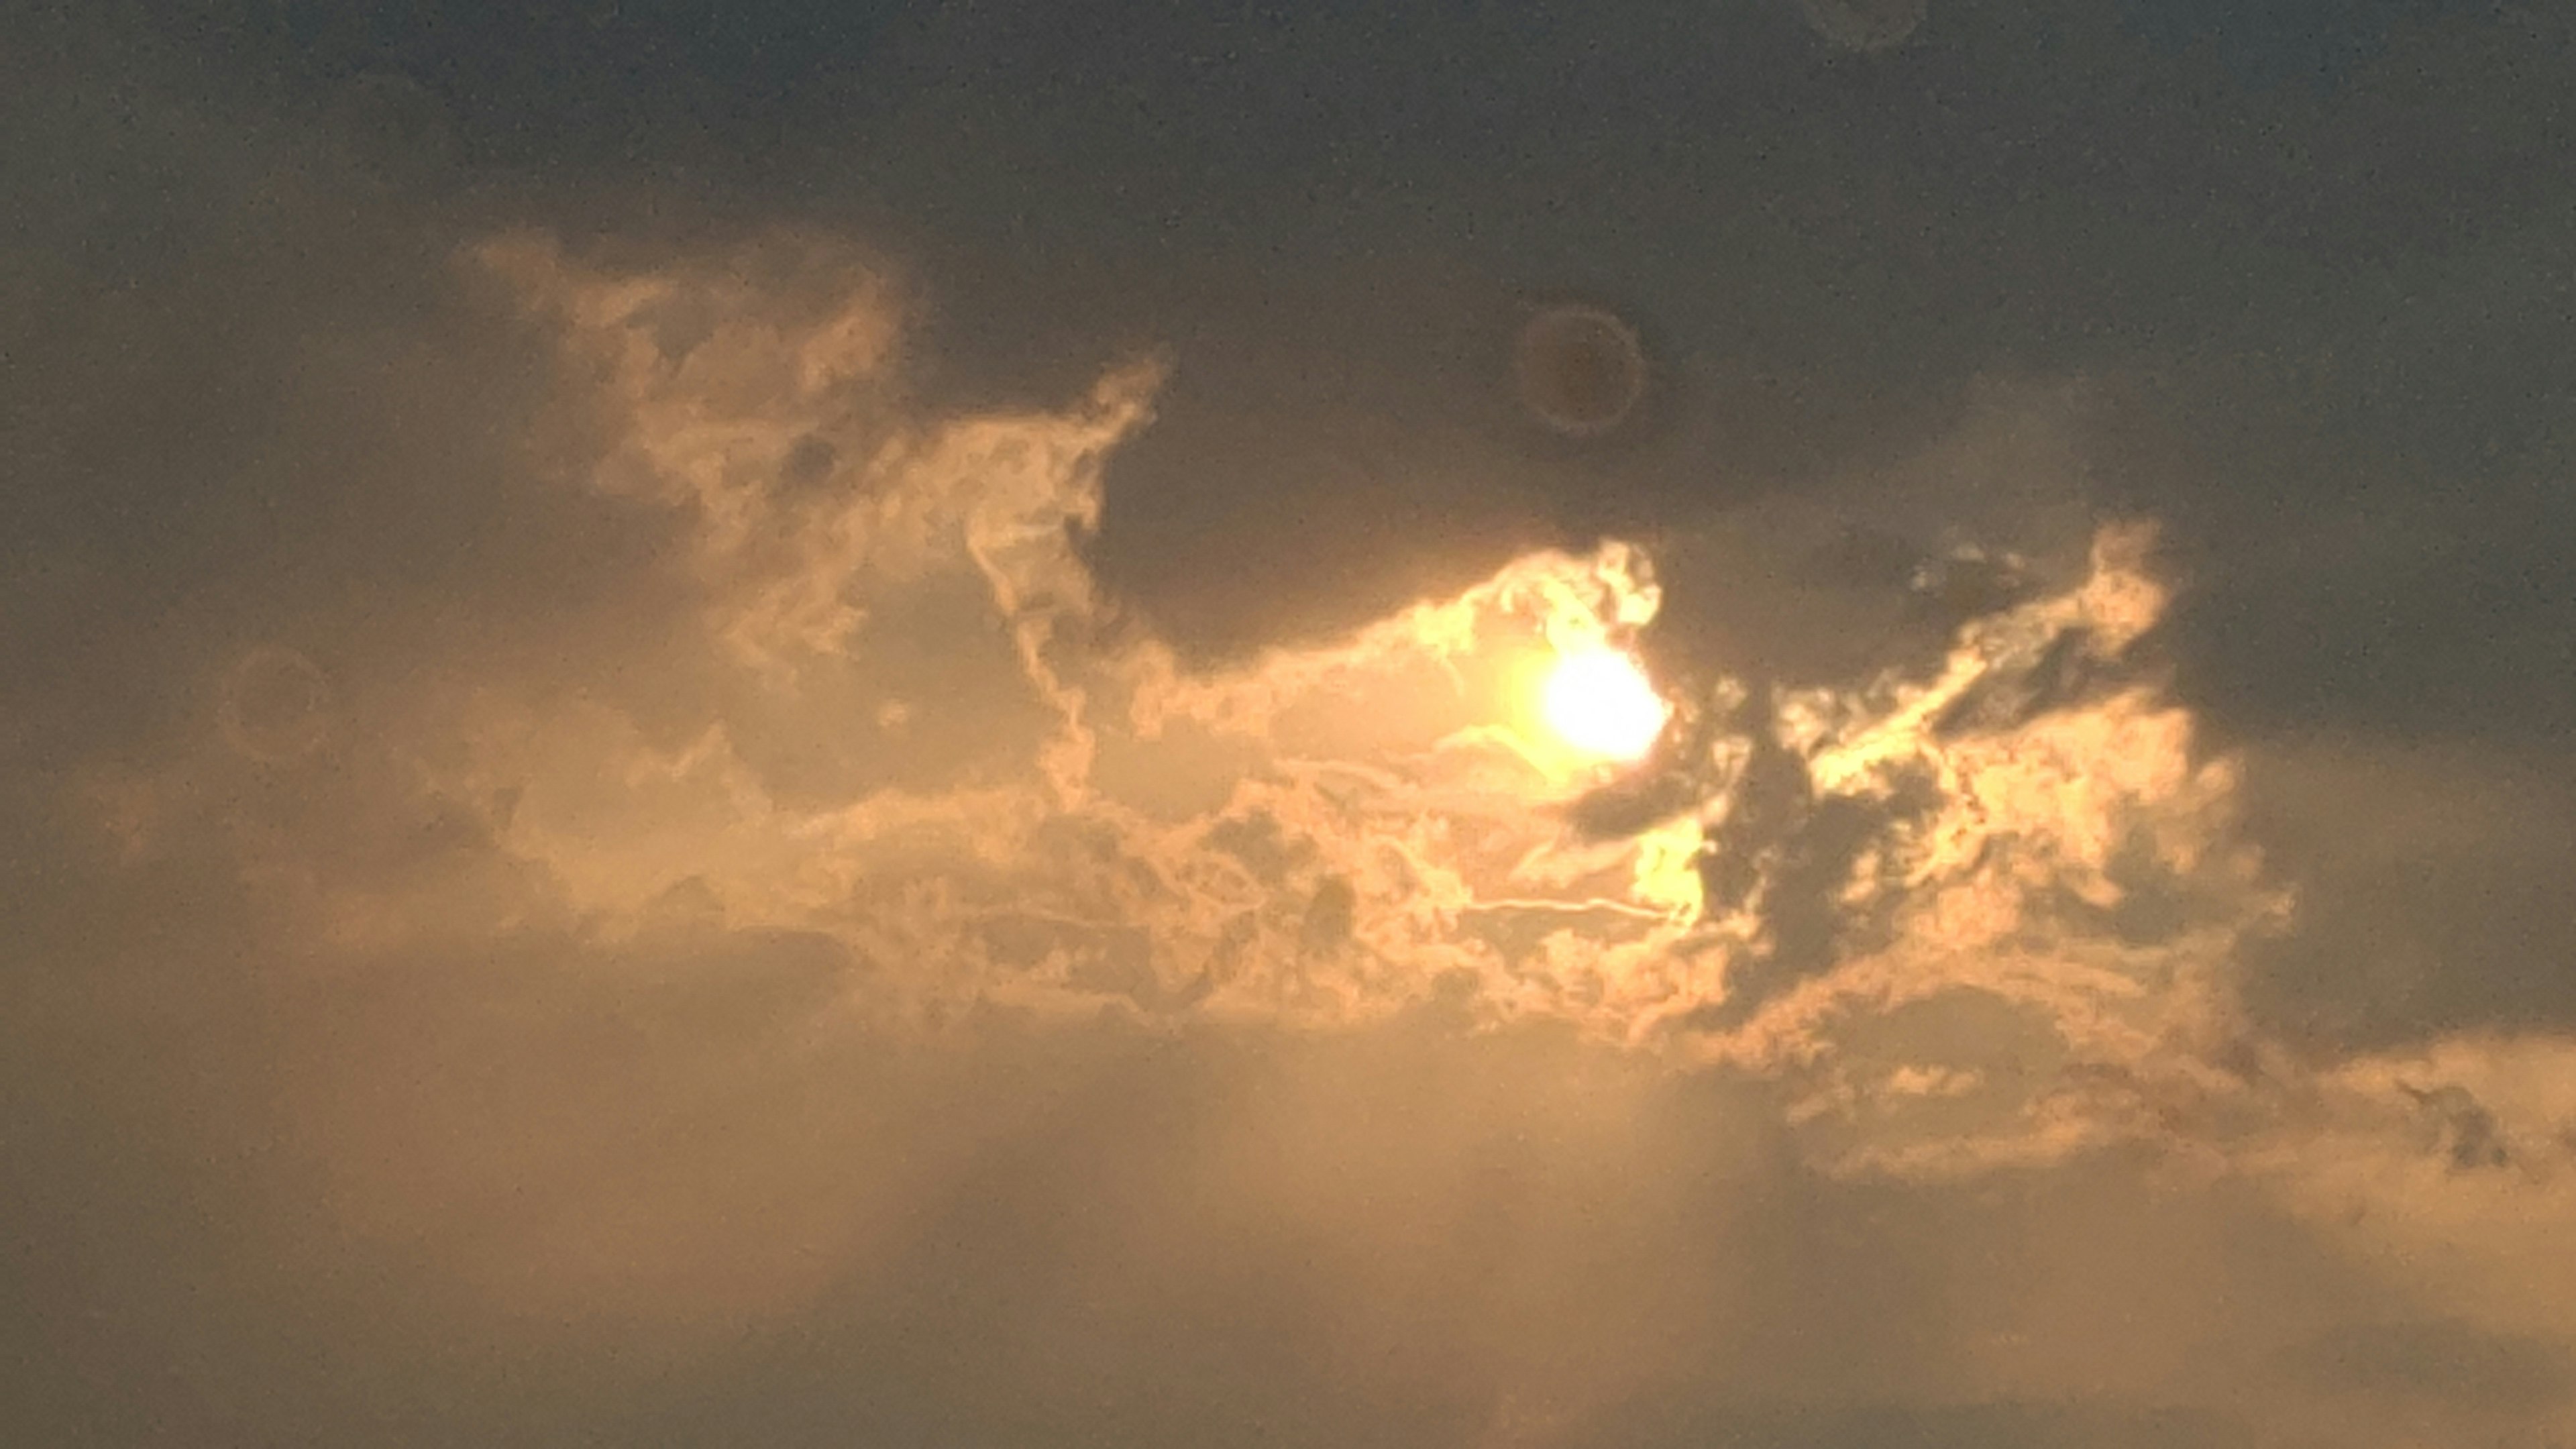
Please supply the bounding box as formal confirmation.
[6,2,2575,1445]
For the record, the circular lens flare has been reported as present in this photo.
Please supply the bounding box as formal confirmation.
[1540,647,1668,761]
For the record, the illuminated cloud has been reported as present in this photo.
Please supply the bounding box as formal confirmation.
[15,10,2576,1444]
[144,230,2308,1196]
[91,231,2561,1218]
[24,217,2576,1448]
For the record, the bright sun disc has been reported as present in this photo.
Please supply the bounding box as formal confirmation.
[1540,647,1668,761]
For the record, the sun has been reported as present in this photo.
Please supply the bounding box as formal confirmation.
[1540,645,1668,761]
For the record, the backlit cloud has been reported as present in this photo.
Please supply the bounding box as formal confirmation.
[13,9,2576,1441]
[159,233,2293,1175]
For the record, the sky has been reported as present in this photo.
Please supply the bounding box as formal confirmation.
[4,1,2574,1444]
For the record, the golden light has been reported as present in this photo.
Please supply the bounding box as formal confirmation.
[1540,645,1668,761]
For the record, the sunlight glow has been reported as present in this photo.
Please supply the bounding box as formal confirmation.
[1540,646,1668,761]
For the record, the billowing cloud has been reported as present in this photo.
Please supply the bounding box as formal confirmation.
[176,236,2271,1110]
[17,209,2576,1446]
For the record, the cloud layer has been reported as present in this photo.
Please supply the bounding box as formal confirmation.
[9,5,2576,1445]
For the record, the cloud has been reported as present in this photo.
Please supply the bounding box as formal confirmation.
[42,219,2500,1177]
[195,235,2271,1179]
[13,9,2576,1444]
[32,221,2351,1275]
[2235,741,2576,1049]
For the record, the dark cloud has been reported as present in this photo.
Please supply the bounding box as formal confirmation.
[2237,744,2576,1049]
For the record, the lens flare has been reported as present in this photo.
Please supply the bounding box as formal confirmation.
[1540,646,1668,761]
